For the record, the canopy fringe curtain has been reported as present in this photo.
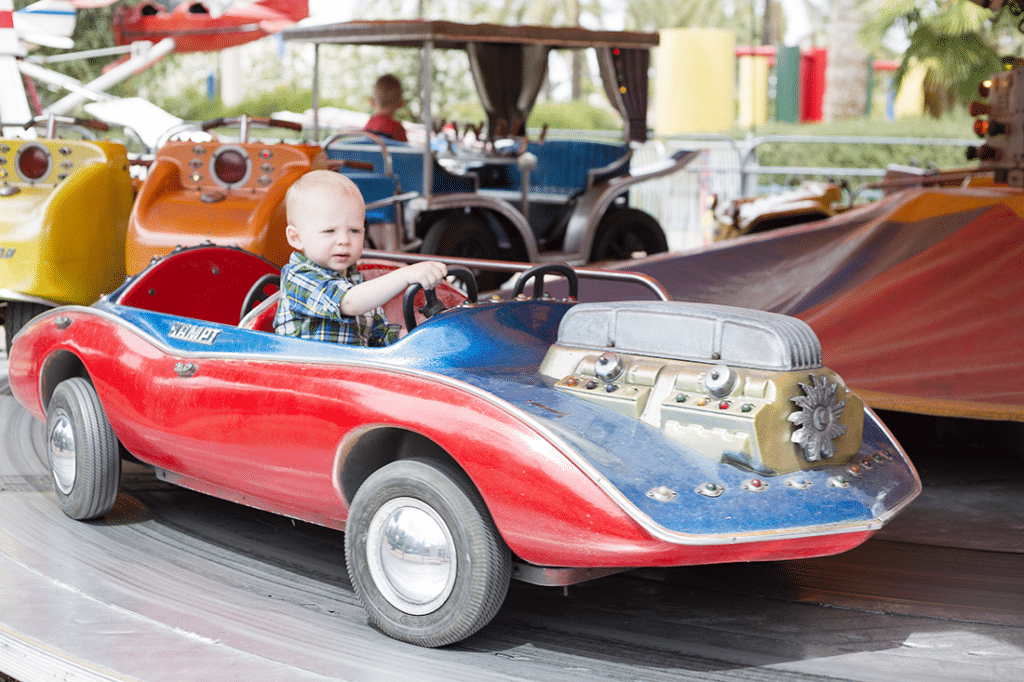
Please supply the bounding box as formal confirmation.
[598,47,649,143]
[467,42,549,138]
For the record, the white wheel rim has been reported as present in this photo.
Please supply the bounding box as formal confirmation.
[365,497,456,615]
[48,409,76,495]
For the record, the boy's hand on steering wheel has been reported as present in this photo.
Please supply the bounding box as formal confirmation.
[405,261,448,290]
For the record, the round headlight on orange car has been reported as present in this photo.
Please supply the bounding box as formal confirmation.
[210,146,252,188]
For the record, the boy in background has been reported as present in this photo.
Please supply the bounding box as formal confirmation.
[364,73,408,142]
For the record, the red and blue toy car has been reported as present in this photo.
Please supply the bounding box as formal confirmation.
[7,245,921,647]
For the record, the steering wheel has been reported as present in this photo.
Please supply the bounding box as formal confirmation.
[239,273,280,322]
[511,263,579,300]
[154,121,214,149]
[322,129,395,179]
[402,266,478,332]
[24,114,108,140]
[200,116,303,144]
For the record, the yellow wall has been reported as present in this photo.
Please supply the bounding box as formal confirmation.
[654,28,736,134]
[894,59,927,119]
[736,54,770,128]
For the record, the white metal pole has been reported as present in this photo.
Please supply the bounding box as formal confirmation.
[44,38,176,115]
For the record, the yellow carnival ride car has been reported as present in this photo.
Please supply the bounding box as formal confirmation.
[0,114,134,349]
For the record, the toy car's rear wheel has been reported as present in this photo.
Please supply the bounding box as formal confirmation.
[590,206,668,262]
[421,214,504,290]
[4,302,50,354]
[345,458,511,647]
[46,378,121,520]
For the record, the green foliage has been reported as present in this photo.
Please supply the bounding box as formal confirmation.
[160,86,323,121]
[14,0,122,107]
[528,101,620,131]
[743,115,978,185]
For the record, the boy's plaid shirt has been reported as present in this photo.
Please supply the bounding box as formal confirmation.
[274,251,400,346]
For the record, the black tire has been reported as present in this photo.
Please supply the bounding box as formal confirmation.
[46,378,121,520]
[590,206,668,263]
[345,458,511,647]
[421,214,503,291]
[4,301,50,353]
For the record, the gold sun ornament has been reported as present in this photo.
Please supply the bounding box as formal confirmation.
[788,374,848,462]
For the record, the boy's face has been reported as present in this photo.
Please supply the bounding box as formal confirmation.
[286,189,365,272]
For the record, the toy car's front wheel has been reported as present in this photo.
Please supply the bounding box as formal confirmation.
[345,458,511,647]
[46,378,121,520]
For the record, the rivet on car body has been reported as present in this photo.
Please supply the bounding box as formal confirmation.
[742,478,768,493]
[827,475,850,489]
[695,482,724,497]
[174,362,198,378]
[585,380,598,390]
[846,465,862,478]
[675,393,687,403]
[786,477,812,490]
[54,316,72,330]
[646,485,677,502]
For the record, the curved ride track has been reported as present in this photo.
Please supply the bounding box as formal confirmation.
[1,364,1022,682]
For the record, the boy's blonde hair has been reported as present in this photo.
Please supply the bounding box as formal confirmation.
[285,170,363,227]
[372,74,403,111]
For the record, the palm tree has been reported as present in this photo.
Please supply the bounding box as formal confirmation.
[862,0,1011,117]
[822,0,871,120]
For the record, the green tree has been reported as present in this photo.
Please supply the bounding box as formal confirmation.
[14,0,120,108]
[862,0,1015,117]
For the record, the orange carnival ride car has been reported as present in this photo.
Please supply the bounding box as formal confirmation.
[125,115,325,274]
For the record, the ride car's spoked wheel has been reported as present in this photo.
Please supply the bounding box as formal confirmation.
[46,378,121,520]
[590,206,668,262]
[4,301,49,352]
[345,458,511,647]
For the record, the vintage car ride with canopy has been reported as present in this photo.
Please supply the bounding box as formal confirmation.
[7,245,920,647]
[280,20,693,269]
